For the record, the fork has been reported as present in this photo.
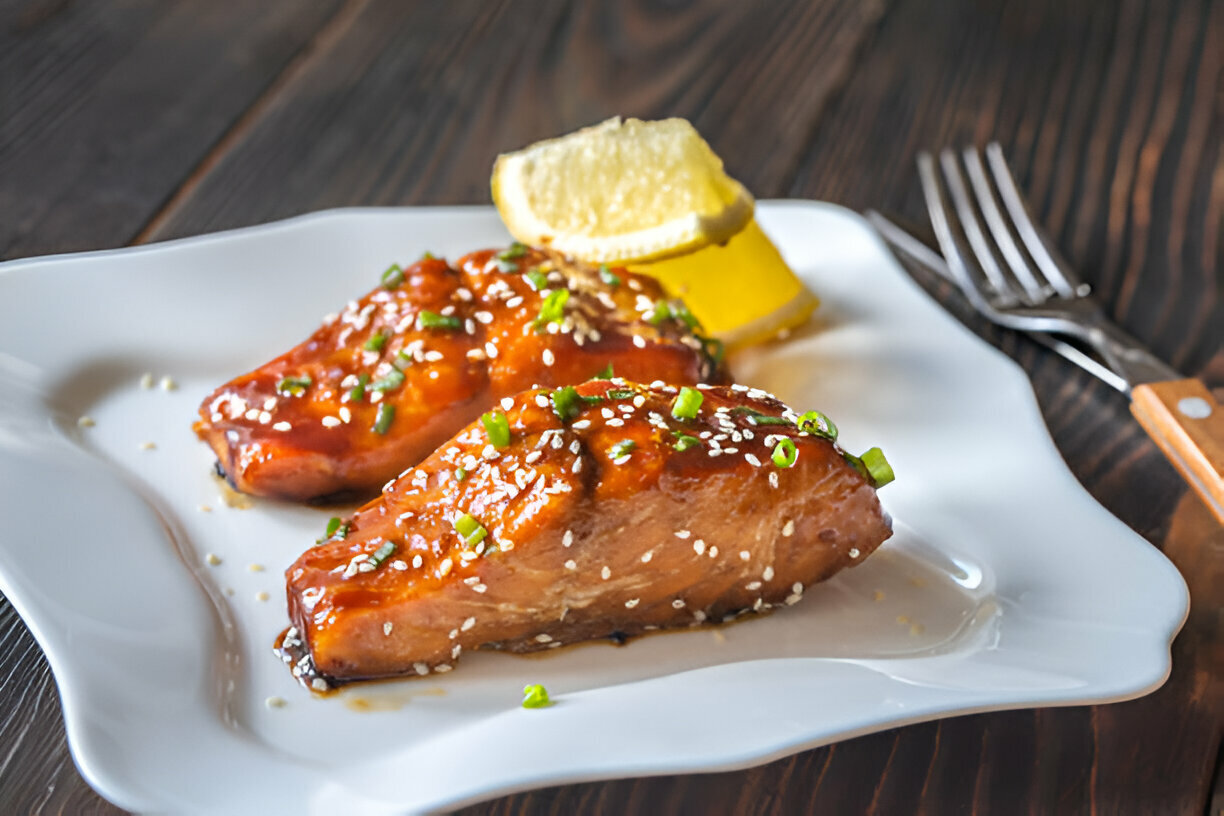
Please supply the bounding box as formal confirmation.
[918,142,1224,522]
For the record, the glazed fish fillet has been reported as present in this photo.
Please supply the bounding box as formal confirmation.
[195,247,723,501]
[283,380,893,685]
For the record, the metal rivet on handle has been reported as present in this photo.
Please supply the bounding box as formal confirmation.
[1176,397,1212,419]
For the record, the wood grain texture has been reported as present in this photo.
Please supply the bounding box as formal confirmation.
[0,0,346,260]
[0,0,1220,813]
[137,0,885,242]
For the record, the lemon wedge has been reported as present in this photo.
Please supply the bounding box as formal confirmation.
[492,117,754,263]
[633,219,818,349]
[492,116,817,346]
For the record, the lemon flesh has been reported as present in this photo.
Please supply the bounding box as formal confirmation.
[492,117,754,263]
[633,219,818,349]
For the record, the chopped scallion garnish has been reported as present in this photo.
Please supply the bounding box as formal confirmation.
[534,288,569,330]
[317,516,344,545]
[372,403,395,434]
[598,264,621,287]
[797,410,838,440]
[672,432,701,452]
[393,349,413,371]
[772,438,798,468]
[366,540,396,569]
[606,388,635,399]
[648,300,673,325]
[370,369,405,392]
[731,407,790,426]
[608,440,636,459]
[381,263,404,289]
[525,268,549,291]
[521,683,552,709]
[364,330,389,352]
[421,250,436,260]
[497,242,528,261]
[455,468,467,482]
[594,363,614,379]
[551,385,581,422]
[348,372,370,402]
[481,410,511,448]
[699,335,724,367]
[276,376,312,396]
[671,386,703,420]
[859,447,894,487]
[673,302,700,329]
[453,513,487,547]
[418,310,462,330]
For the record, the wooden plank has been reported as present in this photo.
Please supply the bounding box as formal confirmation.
[138,0,885,242]
[0,0,346,260]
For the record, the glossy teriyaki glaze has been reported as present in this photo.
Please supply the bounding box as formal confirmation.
[284,380,893,686]
[195,246,724,501]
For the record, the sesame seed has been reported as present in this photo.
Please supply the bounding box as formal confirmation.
[709,546,719,557]
[601,566,611,580]
[452,644,462,658]
[435,664,453,672]
[612,454,631,465]
[321,416,341,428]
[571,419,591,429]
[793,582,803,594]
[273,421,292,432]
[414,663,430,676]
[672,599,685,609]
[411,554,423,568]
[535,633,553,643]
[601,407,614,419]
[205,553,221,566]
[484,342,499,358]
[265,696,287,709]
[475,311,494,324]
[255,592,269,602]
[693,540,706,556]
[506,296,524,308]
[641,551,653,563]
[607,418,625,427]
[439,558,453,576]
[849,547,861,558]
[746,581,762,590]
[139,373,154,389]
[562,529,573,547]
[763,566,775,581]
[248,563,264,572]
[77,416,95,428]
[769,472,779,488]
[139,441,156,451]
[338,406,352,423]
[625,598,640,608]
[693,610,707,622]
[675,530,691,539]
[782,520,795,537]
[500,396,515,410]
[744,453,761,467]
[564,559,577,570]
[739,550,750,561]
[311,677,330,691]
[632,335,647,348]
[383,622,393,636]
[198,504,212,513]
[160,376,177,391]
[535,394,550,408]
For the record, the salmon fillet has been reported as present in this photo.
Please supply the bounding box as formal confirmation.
[195,247,724,501]
[283,380,893,686]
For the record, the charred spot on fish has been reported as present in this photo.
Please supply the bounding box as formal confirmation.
[607,630,628,645]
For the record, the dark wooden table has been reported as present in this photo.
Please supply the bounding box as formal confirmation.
[3,0,1221,812]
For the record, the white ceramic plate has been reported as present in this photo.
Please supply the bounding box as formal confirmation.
[0,203,1188,815]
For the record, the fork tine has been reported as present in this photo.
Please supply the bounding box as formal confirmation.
[961,146,1048,302]
[916,151,1002,317]
[937,149,1022,304]
[984,142,1084,298]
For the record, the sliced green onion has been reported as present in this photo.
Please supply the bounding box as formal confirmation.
[699,335,725,367]
[648,299,673,325]
[772,438,798,468]
[606,388,635,399]
[495,257,518,272]
[672,386,703,420]
[370,368,405,392]
[521,683,552,709]
[364,330,389,352]
[348,372,370,402]
[525,268,549,291]
[672,431,701,451]
[534,288,570,330]
[316,516,342,544]
[481,410,511,448]
[418,310,462,330]
[731,407,790,426]
[455,467,468,482]
[497,242,528,261]
[421,250,436,260]
[673,302,701,329]
[551,385,581,422]
[276,375,312,396]
[373,403,395,434]
[797,410,838,440]
[608,440,636,459]
[366,540,396,569]
[453,513,487,547]
[859,447,895,487]
[598,264,621,287]
[393,349,413,371]
[381,263,404,289]
[594,363,614,379]
[336,522,350,539]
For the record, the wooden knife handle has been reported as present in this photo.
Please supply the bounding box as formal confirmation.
[1130,379,1224,524]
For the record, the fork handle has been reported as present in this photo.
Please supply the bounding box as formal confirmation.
[1130,379,1224,524]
